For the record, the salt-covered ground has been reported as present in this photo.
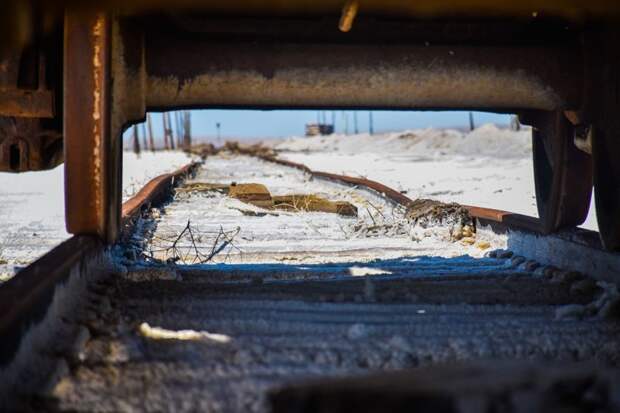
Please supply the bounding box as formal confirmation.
[145,155,502,268]
[0,151,193,281]
[270,124,598,231]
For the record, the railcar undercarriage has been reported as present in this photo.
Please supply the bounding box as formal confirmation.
[1,2,620,248]
[2,1,620,411]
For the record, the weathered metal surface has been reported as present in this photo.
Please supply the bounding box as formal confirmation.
[0,29,64,172]
[121,162,199,221]
[532,111,592,233]
[64,11,120,242]
[257,156,313,174]
[144,42,581,111]
[0,117,63,172]
[0,89,54,118]
[338,0,359,33]
[312,171,415,207]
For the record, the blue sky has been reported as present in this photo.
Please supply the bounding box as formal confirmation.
[127,110,510,144]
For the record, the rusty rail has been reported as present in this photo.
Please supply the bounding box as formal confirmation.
[251,152,620,282]
[0,160,200,372]
[252,153,610,252]
[122,162,200,221]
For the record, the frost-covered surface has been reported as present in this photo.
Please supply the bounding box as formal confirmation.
[0,151,192,281]
[145,155,503,267]
[270,124,598,231]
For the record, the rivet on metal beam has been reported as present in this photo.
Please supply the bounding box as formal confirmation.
[339,0,359,33]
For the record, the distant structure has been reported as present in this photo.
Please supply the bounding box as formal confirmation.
[306,110,335,136]
[305,123,334,136]
[469,112,475,131]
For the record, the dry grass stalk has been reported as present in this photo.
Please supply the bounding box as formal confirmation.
[148,220,241,265]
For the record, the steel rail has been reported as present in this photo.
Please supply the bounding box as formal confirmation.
[121,162,200,221]
[0,160,200,371]
[252,153,611,255]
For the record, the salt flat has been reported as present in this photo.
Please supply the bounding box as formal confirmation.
[270,124,598,231]
[0,151,193,281]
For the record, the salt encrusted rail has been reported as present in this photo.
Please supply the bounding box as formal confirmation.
[0,160,200,408]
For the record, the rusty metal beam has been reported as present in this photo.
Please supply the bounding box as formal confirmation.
[64,11,121,243]
[141,34,582,111]
[144,42,581,112]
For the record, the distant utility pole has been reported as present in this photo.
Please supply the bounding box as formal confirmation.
[132,125,141,155]
[140,123,147,150]
[147,113,155,151]
[368,111,374,135]
[469,112,475,131]
[216,122,221,143]
[168,112,176,150]
[175,111,183,147]
[353,112,359,134]
[183,111,192,149]
[162,113,169,149]
[163,112,174,150]
[343,111,349,135]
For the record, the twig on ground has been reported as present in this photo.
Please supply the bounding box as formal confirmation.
[365,207,377,226]
[148,220,242,265]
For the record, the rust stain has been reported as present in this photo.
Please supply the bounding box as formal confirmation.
[338,0,358,32]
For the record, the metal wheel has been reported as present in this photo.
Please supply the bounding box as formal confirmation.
[592,126,620,251]
[532,111,592,233]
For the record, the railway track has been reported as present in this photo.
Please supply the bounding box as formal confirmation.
[1,153,620,412]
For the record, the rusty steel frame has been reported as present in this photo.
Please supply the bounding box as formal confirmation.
[64,11,121,243]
